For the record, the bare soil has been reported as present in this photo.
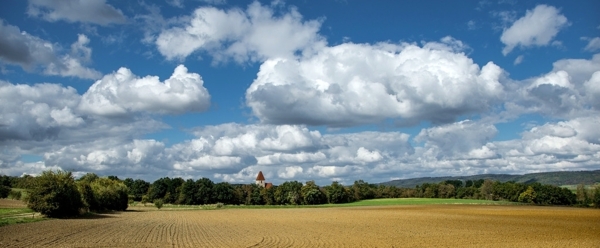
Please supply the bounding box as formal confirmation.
[0,205,598,247]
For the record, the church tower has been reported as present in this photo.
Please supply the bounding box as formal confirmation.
[255,171,266,187]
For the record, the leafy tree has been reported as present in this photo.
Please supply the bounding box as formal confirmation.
[241,184,263,205]
[128,179,150,201]
[479,179,494,200]
[530,183,575,205]
[438,184,455,198]
[576,183,589,205]
[456,186,477,199]
[518,186,536,204]
[473,179,485,188]
[301,181,326,205]
[325,181,351,204]
[213,182,235,205]
[77,180,96,212]
[107,175,120,181]
[0,175,12,187]
[592,185,600,208]
[465,180,474,188]
[27,170,83,218]
[444,180,463,189]
[178,179,197,205]
[90,178,129,211]
[148,177,184,203]
[274,181,303,205]
[260,186,276,205]
[195,177,215,205]
[78,173,99,183]
[351,180,375,201]
[0,185,10,198]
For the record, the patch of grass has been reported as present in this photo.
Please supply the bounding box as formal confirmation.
[0,207,45,227]
[0,208,34,216]
[128,198,518,211]
[336,198,518,207]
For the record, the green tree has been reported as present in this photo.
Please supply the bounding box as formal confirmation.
[351,180,375,201]
[274,181,303,205]
[438,184,456,198]
[0,185,10,198]
[178,179,197,205]
[213,182,235,205]
[590,185,600,208]
[90,178,129,211]
[576,183,589,205]
[325,181,351,204]
[260,186,276,205]
[301,181,326,205]
[195,177,215,205]
[27,170,83,218]
[518,186,536,204]
[479,179,494,200]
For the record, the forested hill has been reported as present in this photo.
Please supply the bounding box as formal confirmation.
[379,170,600,188]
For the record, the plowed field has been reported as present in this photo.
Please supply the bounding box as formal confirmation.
[1,205,598,247]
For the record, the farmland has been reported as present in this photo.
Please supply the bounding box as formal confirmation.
[1,204,599,247]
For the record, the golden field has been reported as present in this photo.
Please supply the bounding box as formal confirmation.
[0,204,599,247]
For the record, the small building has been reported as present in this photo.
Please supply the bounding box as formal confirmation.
[255,171,273,189]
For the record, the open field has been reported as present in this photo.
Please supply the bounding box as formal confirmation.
[132,198,517,210]
[0,204,598,247]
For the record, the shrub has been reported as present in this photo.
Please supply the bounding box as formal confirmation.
[0,185,10,198]
[26,170,83,218]
[154,199,164,209]
[90,178,129,211]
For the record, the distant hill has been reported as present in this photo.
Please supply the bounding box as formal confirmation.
[379,170,600,188]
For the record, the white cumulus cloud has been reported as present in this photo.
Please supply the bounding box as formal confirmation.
[155,1,326,63]
[246,40,504,127]
[79,65,210,116]
[500,5,568,55]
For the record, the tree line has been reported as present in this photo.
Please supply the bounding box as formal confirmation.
[1,171,599,218]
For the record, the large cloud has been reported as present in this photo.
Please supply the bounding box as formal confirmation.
[79,65,210,116]
[27,0,127,25]
[0,21,101,79]
[155,1,325,62]
[246,39,504,127]
[500,5,568,55]
[4,117,600,184]
[0,81,81,142]
[506,54,600,117]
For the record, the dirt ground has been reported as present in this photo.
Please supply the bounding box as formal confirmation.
[0,199,27,208]
[0,205,598,247]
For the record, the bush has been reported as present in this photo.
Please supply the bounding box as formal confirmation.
[154,199,164,209]
[26,170,83,218]
[0,185,10,198]
[90,178,129,211]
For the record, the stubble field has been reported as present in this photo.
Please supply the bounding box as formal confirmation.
[1,204,599,247]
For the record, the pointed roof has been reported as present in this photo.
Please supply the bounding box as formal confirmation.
[256,171,265,181]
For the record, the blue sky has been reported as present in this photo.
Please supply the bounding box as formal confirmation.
[1,0,599,185]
